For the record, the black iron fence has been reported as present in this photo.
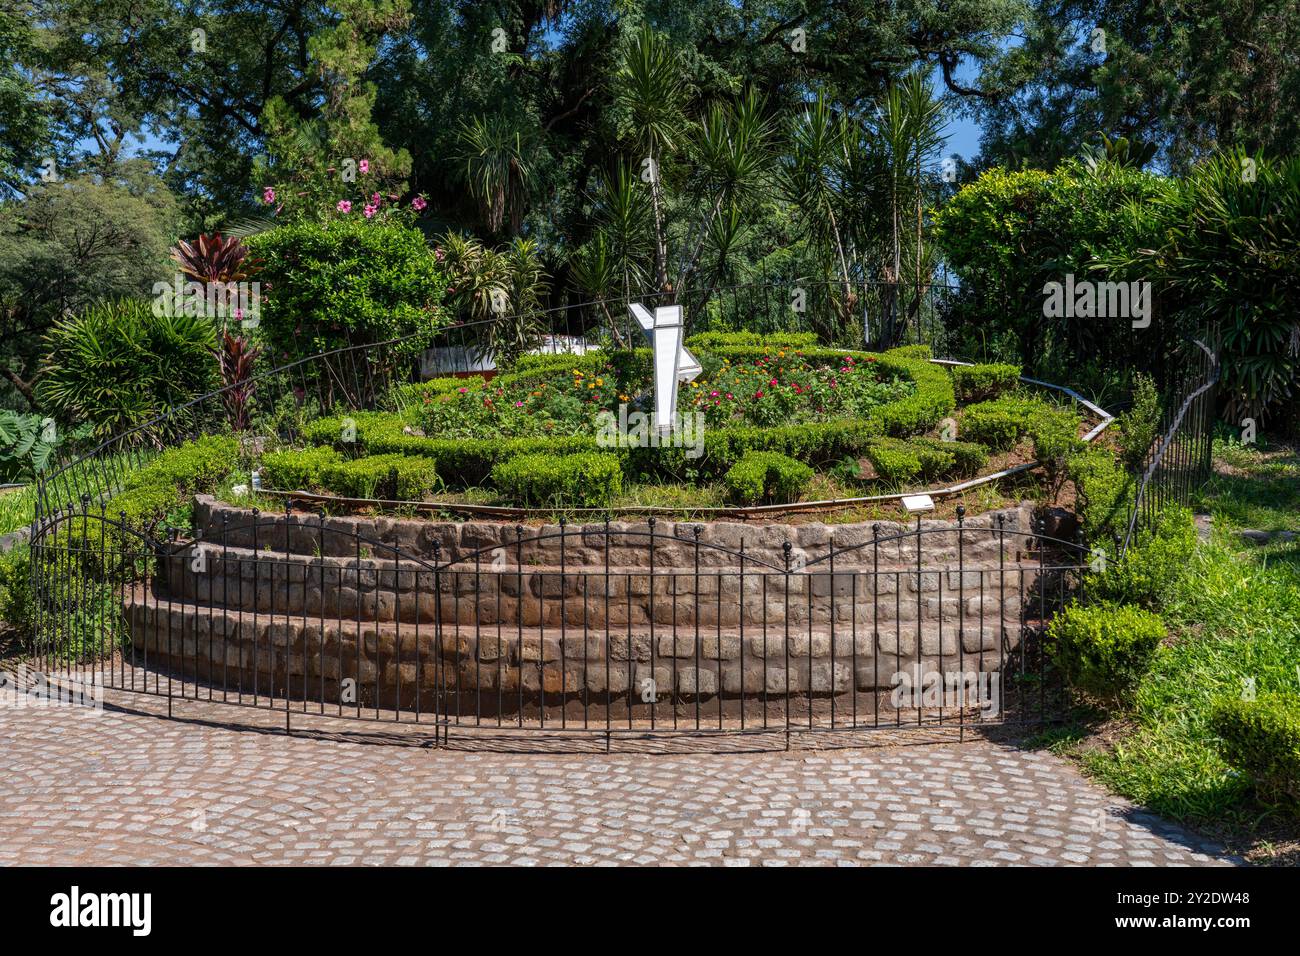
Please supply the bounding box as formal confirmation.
[30,501,1086,745]
[1121,339,1220,552]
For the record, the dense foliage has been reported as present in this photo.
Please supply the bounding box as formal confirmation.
[38,299,216,442]
[247,218,447,360]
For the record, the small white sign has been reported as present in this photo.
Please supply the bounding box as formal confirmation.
[901,494,935,514]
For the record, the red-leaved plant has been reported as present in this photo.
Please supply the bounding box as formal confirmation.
[212,326,262,432]
[171,233,262,284]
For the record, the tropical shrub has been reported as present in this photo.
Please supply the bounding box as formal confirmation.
[0,410,61,481]
[259,446,343,492]
[437,232,550,367]
[38,299,217,442]
[1102,150,1300,423]
[950,363,1021,403]
[319,453,438,501]
[1210,694,1300,806]
[722,451,813,505]
[491,452,623,507]
[248,218,447,360]
[1048,601,1166,704]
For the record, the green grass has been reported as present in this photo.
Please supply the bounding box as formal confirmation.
[0,485,35,536]
[1061,440,1300,853]
[1194,438,1300,532]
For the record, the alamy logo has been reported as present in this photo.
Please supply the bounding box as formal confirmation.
[596,403,705,459]
[49,886,151,936]
[152,274,261,326]
[1042,274,1151,329]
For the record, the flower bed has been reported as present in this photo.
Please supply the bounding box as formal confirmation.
[252,342,1090,512]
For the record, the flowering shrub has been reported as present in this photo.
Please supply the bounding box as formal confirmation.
[415,350,913,439]
[687,350,909,429]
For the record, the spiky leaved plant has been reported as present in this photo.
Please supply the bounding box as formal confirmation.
[170,233,262,284]
[211,326,262,432]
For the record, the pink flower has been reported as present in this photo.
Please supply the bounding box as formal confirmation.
[515,401,524,407]
[769,378,777,387]
[755,391,764,399]
[337,200,352,213]
[412,196,428,212]
[363,204,377,218]
[262,187,275,204]
[458,387,468,394]
[371,192,380,203]
[358,159,370,174]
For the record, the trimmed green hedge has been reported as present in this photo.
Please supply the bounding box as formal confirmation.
[1067,446,1131,543]
[491,452,623,507]
[1094,506,1197,608]
[260,446,343,491]
[864,436,989,485]
[685,330,818,351]
[1047,600,1166,705]
[959,395,1080,457]
[950,363,1021,403]
[108,435,239,527]
[319,454,438,500]
[1211,694,1300,806]
[307,346,956,487]
[304,411,601,486]
[722,451,814,505]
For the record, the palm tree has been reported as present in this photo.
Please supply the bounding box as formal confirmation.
[456,114,537,236]
[613,24,687,293]
[873,72,946,345]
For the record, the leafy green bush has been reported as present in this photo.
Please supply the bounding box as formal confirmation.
[931,163,1170,375]
[1095,507,1197,608]
[106,435,240,528]
[0,410,62,481]
[1028,408,1084,490]
[722,451,813,505]
[1066,446,1131,543]
[38,299,217,442]
[259,446,343,491]
[319,454,438,500]
[959,399,1025,451]
[685,330,818,351]
[247,218,447,360]
[0,544,33,646]
[1210,694,1300,806]
[863,435,989,486]
[491,453,623,507]
[950,363,1021,402]
[1048,601,1166,704]
[1101,150,1300,423]
[864,438,923,485]
[1117,372,1160,470]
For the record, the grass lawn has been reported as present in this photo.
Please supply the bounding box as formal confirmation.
[1040,438,1300,863]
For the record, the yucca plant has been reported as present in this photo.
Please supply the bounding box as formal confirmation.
[170,233,262,284]
[212,326,262,432]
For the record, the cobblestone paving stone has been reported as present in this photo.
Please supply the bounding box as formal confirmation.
[0,696,1238,867]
